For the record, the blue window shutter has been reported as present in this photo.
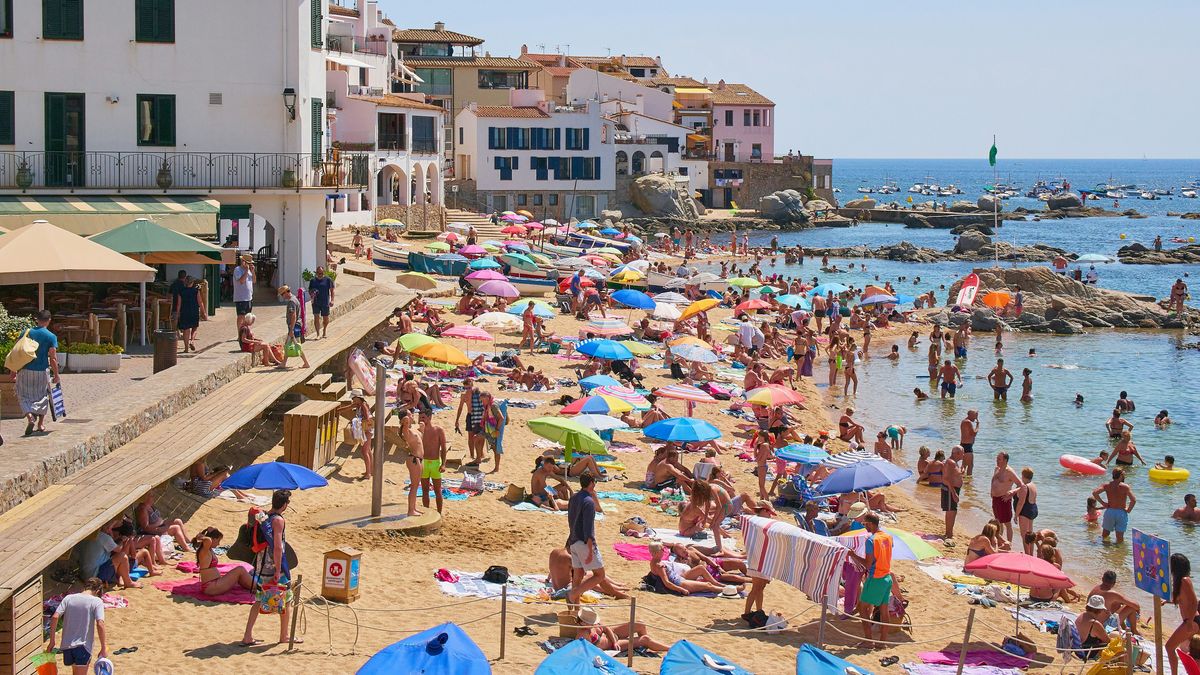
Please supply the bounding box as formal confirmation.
[593,157,600,180]
[583,128,590,150]
[494,157,502,170]
[512,156,519,171]
[554,128,561,150]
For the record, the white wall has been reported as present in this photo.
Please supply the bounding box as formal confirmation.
[565,70,673,121]
[678,159,710,194]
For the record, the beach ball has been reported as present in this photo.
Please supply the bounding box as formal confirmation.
[1119,234,1126,239]
[1189,237,1195,243]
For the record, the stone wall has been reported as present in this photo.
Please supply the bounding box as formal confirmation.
[709,158,811,209]
[375,204,446,232]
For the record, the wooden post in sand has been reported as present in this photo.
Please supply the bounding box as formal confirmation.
[288,574,303,652]
[626,597,637,668]
[371,364,386,517]
[955,608,975,675]
[1126,631,1135,674]
[498,584,507,659]
[817,600,828,646]
[1155,596,1164,675]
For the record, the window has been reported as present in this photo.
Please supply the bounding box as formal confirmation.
[412,116,436,153]
[417,43,450,56]
[752,110,760,127]
[0,91,12,144]
[629,68,645,77]
[414,68,451,95]
[724,110,732,126]
[516,193,527,206]
[565,128,589,151]
[136,94,175,146]
[532,194,543,206]
[1,0,12,38]
[531,157,548,181]
[43,0,83,40]
[548,194,558,206]
[763,109,770,127]
[494,156,517,181]
[743,110,750,126]
[377,112,405,150]
[478,70,527,90]
[751,143,762,160]
[492,195,507,211]
[135,0,173,43]
[311,100,323,161]
[310,0,321,48]
[530,127,559,150]
[458,127,463,145]
[574,195,596,219]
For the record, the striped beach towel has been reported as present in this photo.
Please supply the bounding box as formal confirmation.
[740,515,849,606]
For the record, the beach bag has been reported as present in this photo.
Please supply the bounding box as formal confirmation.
[4,330,37,372]
[270,344,285,362]
[503,484,526,502]
[349,417,366,442]
[48,385,66,421]
[461,472,484,492]
[743,609,768,629]
[483,566,509,584]
[285,338,302,358]
[256,581,290,615]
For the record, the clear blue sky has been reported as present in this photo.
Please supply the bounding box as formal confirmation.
[380,0,1199,159]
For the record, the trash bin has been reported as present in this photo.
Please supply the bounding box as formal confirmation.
[153,329,179,373]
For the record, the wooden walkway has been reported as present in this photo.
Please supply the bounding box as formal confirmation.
[0,293,403,603]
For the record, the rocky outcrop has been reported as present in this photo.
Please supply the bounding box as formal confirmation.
[801,240,1068,264]
[758,189,811,224]
[950,222,995,235]
[949,200,980,213]
[600,209,623,222]
[1117,243,1200,264]
[629,174,700,220]
[954,231,992,254]
[904,215,933,229]
[977,195,1003,212]
[845,197,877,209]
[944,266,1190,332]
[1046,192,1083,210]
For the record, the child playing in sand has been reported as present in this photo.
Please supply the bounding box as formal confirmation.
[647,542,729,596]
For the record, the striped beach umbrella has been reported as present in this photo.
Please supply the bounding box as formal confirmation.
[592,385,651,410]
[744,385,806,406]
[560,395,634,415]
[440,325,494,342]
[585,318,633,337]
[653,384,717,404]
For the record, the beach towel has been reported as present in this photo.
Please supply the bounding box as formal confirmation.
[916,651,1027,669]
[152,578,255,604]
[435,570,558,601]
[902,666,1021,675]
[1009,605,1072,628]
[740,514,848,607]
[596,491,645,502]
[511,502,605,520]
[613,542,654,561]
[45,593,128,612]
[176,561,251,575]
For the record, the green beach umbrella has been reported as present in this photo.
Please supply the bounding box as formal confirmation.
[89,217,225,264]
[499,252,540,273]
[526,252,554,265]
[394,332,436,352]
[527,417,606,461]
[727,277,762,288]
[426,241,451,252]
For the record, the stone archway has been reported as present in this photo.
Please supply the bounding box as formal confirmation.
[377,163,408,206]
[615,151,629,176]
[411,163,424,206]
[632,151,646,175]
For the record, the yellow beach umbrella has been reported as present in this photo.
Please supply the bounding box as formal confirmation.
[619,340,658,357]
[679,298,720,322]
[395,272,439,291]
[611,269,644,284]
[668,335,710,349]
[410,341,470,366]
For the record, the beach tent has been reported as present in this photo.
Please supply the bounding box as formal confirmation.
[795,644,873,675]
[357,622,491,675]
[661,640,753,675]
[534,638,635,675]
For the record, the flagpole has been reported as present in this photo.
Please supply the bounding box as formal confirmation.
[992,134,999,269]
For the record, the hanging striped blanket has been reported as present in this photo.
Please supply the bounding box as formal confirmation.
[740,515,849,606]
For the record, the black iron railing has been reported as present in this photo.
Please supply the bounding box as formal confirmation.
[411,139,438,154]
[0,151,371,192]
[377,134,407,152]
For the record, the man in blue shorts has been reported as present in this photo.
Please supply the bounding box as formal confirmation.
[938,359,960,399]
[48,577,108,674]
[1093,468,1135,544]
[307,266,335,339]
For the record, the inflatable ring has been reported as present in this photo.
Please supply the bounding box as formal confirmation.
[1060,454,1106,476]
[1149,467,1190,483]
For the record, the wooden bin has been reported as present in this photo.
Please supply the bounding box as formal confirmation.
[0,576,42,675]
[283,400,342,470]
[321,547,362,603]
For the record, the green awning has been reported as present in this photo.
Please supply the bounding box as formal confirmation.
[0,196,220,236]
[89,217,231,265]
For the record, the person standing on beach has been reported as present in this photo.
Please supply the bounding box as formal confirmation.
[566,473,606,606]
[850,512,894,646]
[419,410,447,513]
[454,378,484,466]
[242,490,299,646]
[942,446,964,538]
[398,411,424,517]
[990,452,1022,544]
[1093,468,1136,544]
[47,577,107,674]
[307,266,335,339]
[1167,554,1199,675]
[1170,278,1188,315]
[987,358,1013,401]
[233,255,255,330]
[960,410,979,476]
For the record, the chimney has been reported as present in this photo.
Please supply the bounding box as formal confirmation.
[559,54,566,67]
[520,44,528,55]
[717,79,726,90]
[434,21,445,31]
[702,77,708,85]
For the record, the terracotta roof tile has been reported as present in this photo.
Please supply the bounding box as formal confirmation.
[400,56,538,70]
[542,66,576,77]
[380,18,395,26]
[392,27,484,46]
[618,56,659,68]
[468,106,551,119]
[707,83,774,106]
[328,4,359,17]
[651,76,705,88]
[345,95,447,112]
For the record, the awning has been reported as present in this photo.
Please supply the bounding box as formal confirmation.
[687,133,709,142]
[0,196,220,236]
[675,87,712,94]
[395,62,424,83]
[327,54,376,70]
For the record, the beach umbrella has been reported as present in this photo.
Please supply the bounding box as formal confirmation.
[577,339,634,360]
[585,318,633,337]
[441,325,494,342]
[611,289,656,310]
[465,269,507,281]
[468,258,502,270]
[653,292,689,305]
[652,302,682,320]
[534,637,634,675]
[581,268,607,280]
[795,644,873,675]
[436,253,468,262]
[527,417,607,460]
[593,247,623,256]
[822,449,879,469]
[500,225,527,236]
[516,209,534,219]
[410,341,471,367]
[734,298,771,313]
[542,218,560,226]
[667,335,709,348]
[810,283,849,296]
[862,285,890,298]
[815,459,912,496]
[610,268,645,284]
[475,280,520,298]
[500,213,527,223]
[965,552,1075,634]
[859,294,897,306]
[357,623,490,675]
[982,291,1011,309]
[582,254,612,267]
[376,218,403,226]
[394,332,437,352]
[744,385,806,407]
[662,640,752,675]
[1077,253,1114,263]
[619,340,658,357]
[571,414,631,432]
[560,395,635,415]
[678,298,720,321]
[654,232,670,238]
[481,243,502,253]
[458,244,487,258]
[506,302,554,319]
[599,227,621,236]
[644,417,721,442]
[670,344,718,363]
[527,251,554,265]
[727,277,762,288]
[893,294,915,305]
[576,222,598,230]
[395,272,439,291]
[774,444,829,464]
[525,222,544,231]
[472,312,522,332]
[426,241,451,252]
[499,252,539,272]
[837,527,942,562]
[223,462,328,490]
[654,383,717,416]
[579,374,622,391]
[436,231,459,242]
[616,259,650,273]
[775,294,812,309]
[593,385,651,410]
[753,285,782,296]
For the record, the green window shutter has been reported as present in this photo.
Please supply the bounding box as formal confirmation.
[44,0,83,39]
[136,0,174,42]
[155,95,175,145]
[311,100,323,162]
[0,91,13,145]
[310,0,322,48]
[43,0,63,37]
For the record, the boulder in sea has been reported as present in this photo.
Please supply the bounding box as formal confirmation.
[903,214,933,229]
[969,308,1001,332]
[1046,193,1083,210]
[950,222,995,236]
[978,195,1003,212]
[949,200,978,213]
[629,174,700,220]
[1047,318,1083,334]
[954,231,992,254]
[845,197,876,209]
[758,189,810,224]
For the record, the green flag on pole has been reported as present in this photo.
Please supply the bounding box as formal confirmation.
[989,137,998,167]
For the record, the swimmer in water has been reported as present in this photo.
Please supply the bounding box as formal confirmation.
[1155,455,1177,471]
[913,387,929,401]
[1085,497,1100,524]
[1156,410,1173,428]
[1075,393,1085,407]
[887,345,900,361]
[1020,368,1033,403]
[1028,348,1036,358]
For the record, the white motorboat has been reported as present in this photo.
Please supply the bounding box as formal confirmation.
[908,183,926,193]
[372,243,410,269]
[1139,191,1157,200]
[1182,189,1197,198]
[1153,187,1172,196]
[1105,190,1125,199]
[856,185,875,194]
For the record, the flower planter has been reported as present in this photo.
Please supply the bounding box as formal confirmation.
[0,380,21,418]
[67,353,121,373]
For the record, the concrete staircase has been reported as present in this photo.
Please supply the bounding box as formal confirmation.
[443,208,506,239]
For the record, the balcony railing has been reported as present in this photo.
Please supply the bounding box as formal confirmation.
[377,134,407,152]
[0,151,371,192]
[348,85,385,98]
[326,34,390,56]
[411,139,438,154]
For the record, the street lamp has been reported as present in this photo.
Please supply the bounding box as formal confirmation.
[282,87,297,121]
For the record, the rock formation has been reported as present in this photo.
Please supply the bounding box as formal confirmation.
[629,174,700,220]
[977,195,1003,212]
[758,189,811,224]
[1116,243,1200,264]
[953,231,992,254]
[600,209,623,223]
[844,197,877,209]
[1045,193,1083,210]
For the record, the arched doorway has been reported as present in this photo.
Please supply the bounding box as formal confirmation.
[615,151,629,176]
[631,151,646,175]
[377,164,408,206]
[649,150,664,173]
[411,163,424,206]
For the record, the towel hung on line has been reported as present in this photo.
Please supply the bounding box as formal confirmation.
[739,514,849,607]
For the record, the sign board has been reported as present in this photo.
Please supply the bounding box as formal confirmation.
[324,558,346,590]
[1132,528,1171,601]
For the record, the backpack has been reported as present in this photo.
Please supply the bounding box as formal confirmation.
[483,566,509,584]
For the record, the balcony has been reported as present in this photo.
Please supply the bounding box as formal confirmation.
[348,85,386,98]
[0,151,371,193]
[326,34,390,57]
[411,139,438,154]
[377,134,407,152]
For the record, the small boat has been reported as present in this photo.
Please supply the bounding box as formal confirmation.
[908,183,926,193]
[407,251,468,276]
[856,185,875,194]
[877,179,899,194]
[372,243,409,269]
[1153,187,1172,196]
[1139,191,1157,200]
[1182,189,1197,198]
[1105,190,1125,199]
[646,271,726,294]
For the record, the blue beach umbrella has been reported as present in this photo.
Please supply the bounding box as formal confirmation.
[506,302,555,319]
[809,283,849,297]
[534,638,634,675]
[357,622,491,675]
[815,459,913,496]
[576,339,634,360]
[662,640,753,675]
[893,294,915,305]
[625,234,642,244]
[775,294,812,309]
[579,374,622,391]
[611,288,656,310]
[436,253,468,262]
[499,252,539,272]
[223,462,328,490]
[796,644,873,675]
[643,417,722,443]
[669,344,718,363]
[775,444,830,464]
[504,241,531,251]
[468,258,502,270]
[599,227,621,236]
[576,222,598,230]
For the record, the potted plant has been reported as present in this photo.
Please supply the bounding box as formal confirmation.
[282,168,299,188]
[156,159,174,189]
[63,342,124,373]
[15,158,34,190]
[0,305,35,416]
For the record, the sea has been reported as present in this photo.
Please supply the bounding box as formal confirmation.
[750,159,1200,586]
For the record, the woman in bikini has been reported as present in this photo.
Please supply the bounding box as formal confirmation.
[964,523,1006,567]
[1107,430,1145,467]
[192,527,253,596]
[916,446,932,480]
[1012,467,1039,554]
[921,450,946,488]
[582,616,670,654]
[1106,409,1133,439]
[647,541,729,595]
[1168,553,1200,675]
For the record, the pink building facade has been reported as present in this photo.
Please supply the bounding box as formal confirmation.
[708,81,774,163]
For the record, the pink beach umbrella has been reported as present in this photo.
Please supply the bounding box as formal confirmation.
[458,244,487,258]
[465,269,508,281]
[476,279,520,298]
[593,385,651,410]
[654,383,717,416]
[500,225,527,236]
[500,213,528,223]
[441,325,494,342]
[965,552,1075,634]
[436,231,460,242]
[525,222,544,230]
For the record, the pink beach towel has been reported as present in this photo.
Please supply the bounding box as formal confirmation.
[152,578,255,605]
[917,651,1027,669]
[613,543,654,562]
[176,561,252,575]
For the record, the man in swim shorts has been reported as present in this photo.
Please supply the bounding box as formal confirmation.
[941,446,964,538]
[938,359,960,399]
[419,410,447,513]
[960,410,979,476]
[990,452,1023,543]
[850,513,894,645]
[987,358,1013,401]
[1093,469,1135,544]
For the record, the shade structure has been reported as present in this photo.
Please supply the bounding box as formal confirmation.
[394,332,437,352]
[458,244,488,257]
[357,622,491,675]
[598,227,621,236]
[534,637,634,675]
[584,318,633,337]
[437,253,469,262]
[560,395,634,415]
[837,527,942,561]
[472,312,523,333]
[499,225,527,235]
[619,340,658,357]
[652,292,689,305]
[571,414,630,432]
[579,374,622,391]
[822,449,879,469]
[661,640,753,675]
[678,298,720,321]
[810,282,849,296]
[744,385,806,406]
[377,218,403,226]
[507,301,555,319]
[643,417,721,442]
[726,277,762,288]
[652,302,682,320]
[734,298,771,313]
[223,462,329,490]
[670,344,718,363]
[795,644,873,675]
[775,294,812,309]
[475,280,520,298]
[89,217,228,265]
[499,252,539,272]
[577,339,634,360]
[592,385,651,410]
[611,288,656,310]
[816,459,912,496]
[0,220,156,286]
[859,293,897,306]
[576,221,597,229]
[466,269,508,282]
[436,231,459,242]
[468,258,502,270]
[774,444,829,464]
[527,417,607,459]
[426,241,451,252]
[410,341,471,366]
[982,291,1011,309]
[396,272,439,291]
[441,325,494,342]
[965,551,1075,634]
[1077,253,1114,263]
[667,335,709,349]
